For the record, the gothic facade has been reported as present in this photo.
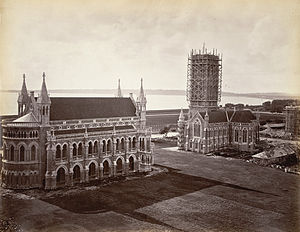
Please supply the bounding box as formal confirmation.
[178,48,259,153]
[1,74,153,189]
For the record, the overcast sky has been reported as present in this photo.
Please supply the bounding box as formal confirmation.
[0,0,299,94]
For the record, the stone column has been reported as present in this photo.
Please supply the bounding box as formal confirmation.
[99,163,103,179]
[84,143,89,159]
[69,145,73,161]
[125,158,129,174]
[113,160,116,176]
[85,167,89,182]
[137,156,141,172]
[125,138,129,154]
[69,171,73,186]
[137,137,140,152]
[99,140,103,158]
[113,139,117,156]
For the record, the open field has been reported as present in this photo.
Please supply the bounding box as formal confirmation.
[1,141,299,231]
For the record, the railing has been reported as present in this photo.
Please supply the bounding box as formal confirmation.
[50,116,139,126]
[4,122,39,128]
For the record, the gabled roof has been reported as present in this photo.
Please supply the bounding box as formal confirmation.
[230,110,256,123]
[13,112,38,123]
[49,97,137,121]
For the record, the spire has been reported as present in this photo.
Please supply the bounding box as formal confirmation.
[138,78,146,102]
[179,108,185,121]
[117,79,123,97]
[204,110,209,121]
[37,72,51,104]
[18,73,29,103]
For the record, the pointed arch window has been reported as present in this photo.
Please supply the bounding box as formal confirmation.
[94,141,98,153]
[62,144,67,158]
[242,129,247,143]
[88,141,93,154]
[235,129,239,142]
[31,145,36,160]
[194,121,200,137]
[20,145,25,161]
[56,145,61,159]
[10,145,15,161]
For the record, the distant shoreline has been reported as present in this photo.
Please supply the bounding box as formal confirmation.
[0,89,299,100]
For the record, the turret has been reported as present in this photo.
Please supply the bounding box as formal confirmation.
[136,78,147,128]
[37,72,51,125]
[177,108,185,150]
[117,79,123,97]
[17,74,30,116]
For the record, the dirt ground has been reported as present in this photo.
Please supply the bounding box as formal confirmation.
[0,141,299,232]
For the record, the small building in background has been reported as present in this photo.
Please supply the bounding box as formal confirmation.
[285,105,300,139]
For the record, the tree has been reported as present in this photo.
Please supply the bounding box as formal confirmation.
[160,126,170,137]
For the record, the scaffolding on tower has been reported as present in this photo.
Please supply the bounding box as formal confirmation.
[186,46,222,108]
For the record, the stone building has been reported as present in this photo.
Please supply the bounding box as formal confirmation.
[178,48,259,153]
[1,73,153,189]
[285,105,300,139]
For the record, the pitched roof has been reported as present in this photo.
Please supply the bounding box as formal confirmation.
[199,110,228,123]
[49,97,137,121]
[230,110,256,123]
[13,112,38,123]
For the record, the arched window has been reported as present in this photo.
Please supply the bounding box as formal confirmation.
[129,156,134,171]
[62,144,67,158]
[142,138,145,151]
[194,122,200,137]
[102,140,106,153]
[20,145,25,161]
[73,144,77,157]
[116,139,120,151]
[89,163,96,178]
[3,144,7,160]
[31,145,36,160]
[107,140,111,153]
[121,138,125,151]
[94,141,98,153]
[116,158,123,174]
[103,160,110,176]
[56,167,65,185]
[235,129,239,142]
[78,143,83,156]
[42,106,45,115]
[132,137,136,149]
[88,141,93,154]
[242,129,247,143]
[73,165,81,182]
[10,145,14,161]
[56,145,61,159]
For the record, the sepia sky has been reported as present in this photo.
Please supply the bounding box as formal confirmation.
[0,0,300,94]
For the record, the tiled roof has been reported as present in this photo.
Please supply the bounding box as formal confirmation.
[49,97,136,121]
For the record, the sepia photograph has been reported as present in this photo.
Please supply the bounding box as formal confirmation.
[0,0,299,231]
